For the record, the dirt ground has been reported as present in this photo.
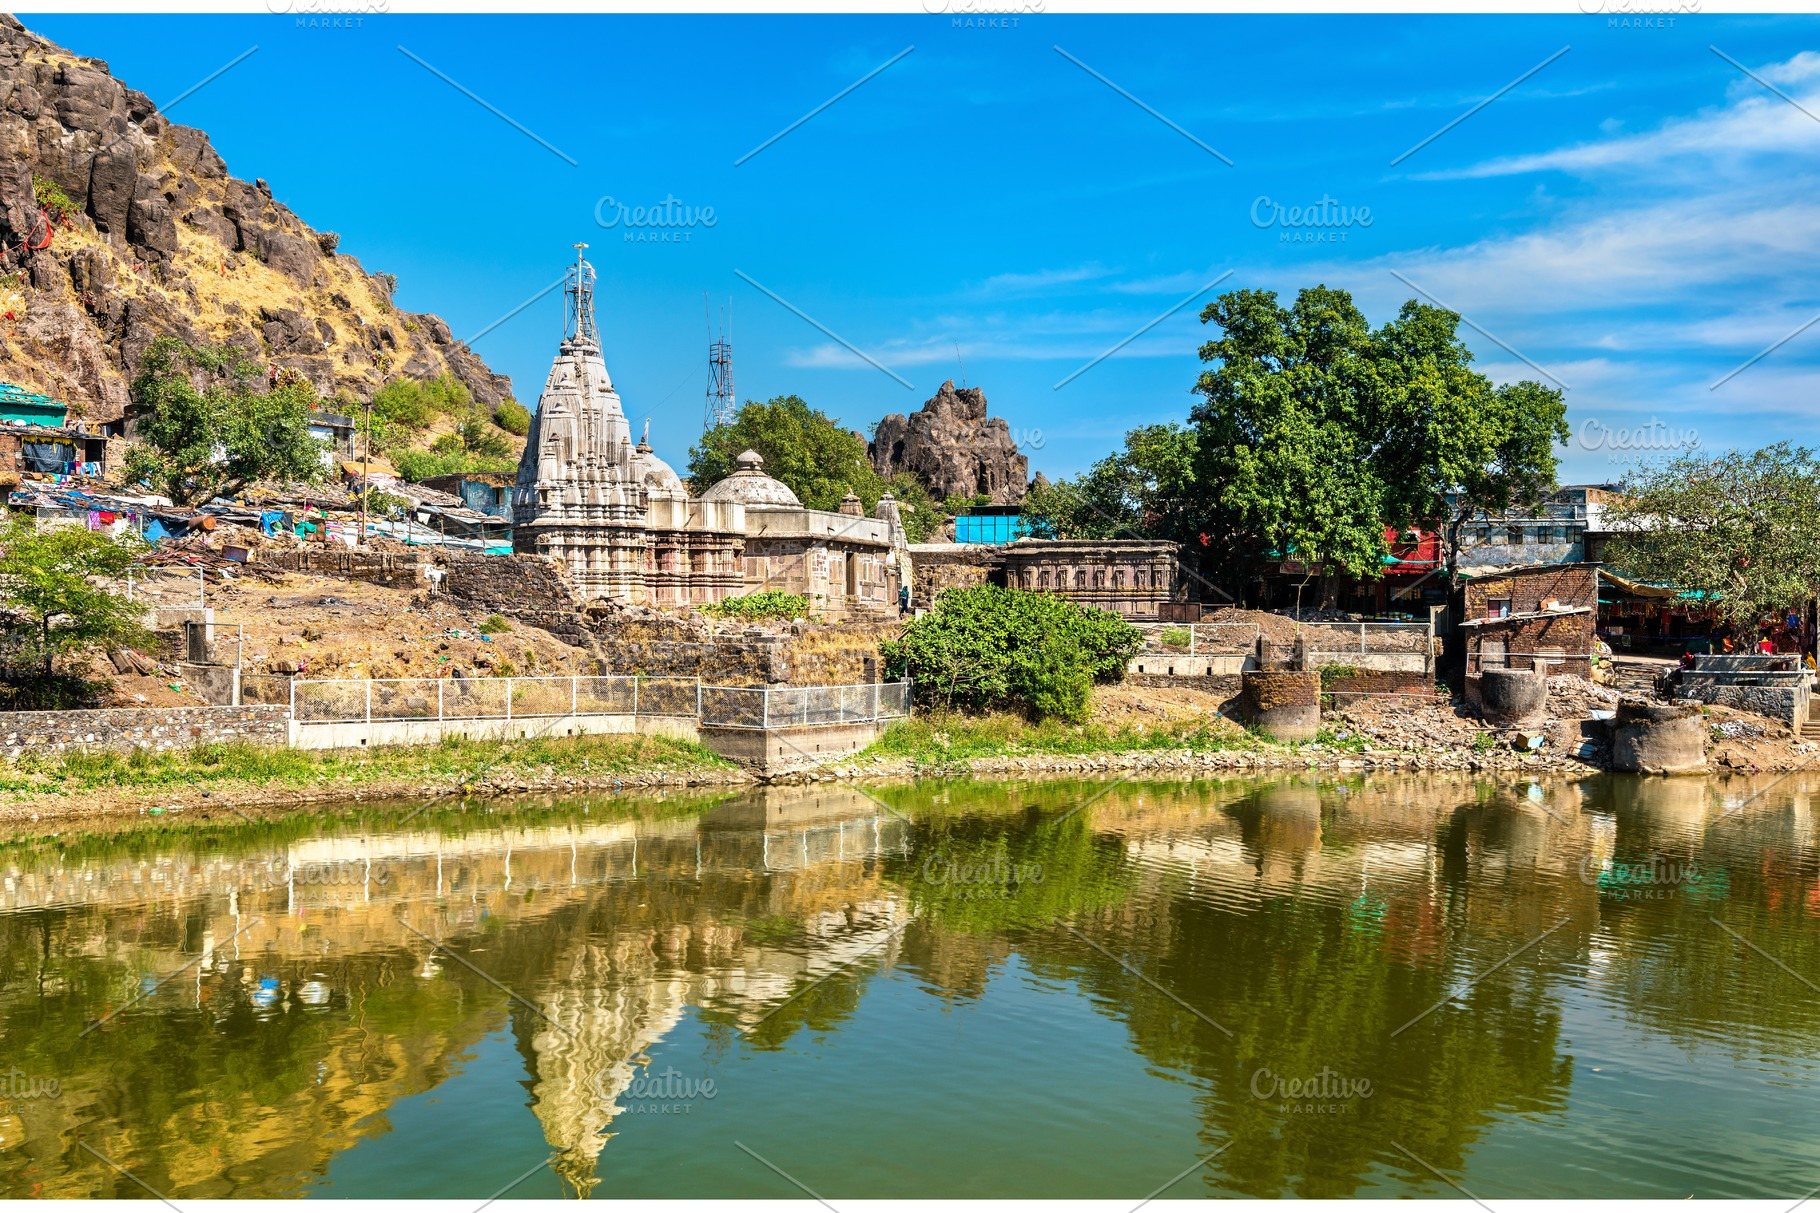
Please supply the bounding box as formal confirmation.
[89,566,594,708]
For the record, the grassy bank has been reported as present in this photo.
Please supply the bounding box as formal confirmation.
[0,731,738,801]
[861,712,1282,764]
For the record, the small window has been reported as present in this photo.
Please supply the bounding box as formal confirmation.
[1488,599,1511,619]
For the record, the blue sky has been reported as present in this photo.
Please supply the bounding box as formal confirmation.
[25,11,1820,484]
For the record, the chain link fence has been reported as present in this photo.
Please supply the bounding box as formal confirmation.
[100,567,207,609]
[699,681,912,729]
[289,675,911,727]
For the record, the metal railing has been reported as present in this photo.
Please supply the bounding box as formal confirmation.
[288,674,912,729]
[290,674,703,724]
[699,681,912,729]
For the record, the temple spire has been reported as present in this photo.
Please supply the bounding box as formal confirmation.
[563,242,599,351]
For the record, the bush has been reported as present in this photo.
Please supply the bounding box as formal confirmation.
[393,448,517,482]
[702,591,808,620]
[881,584,1141,723]
[481,613,511,633]
[494,400,531,436]
[1158,625,1191,649]
[32,175,74,224]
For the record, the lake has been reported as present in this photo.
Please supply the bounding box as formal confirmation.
[0,772,1814,1200]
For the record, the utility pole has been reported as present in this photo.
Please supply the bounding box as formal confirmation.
[358,397,372,546]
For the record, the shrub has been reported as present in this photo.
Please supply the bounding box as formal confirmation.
[702,591,808,620]
[481,613,511,633]
[1158,625,1191,649]
[880,584,1141,723]
[32,175,74,224]
[494,399,531,436]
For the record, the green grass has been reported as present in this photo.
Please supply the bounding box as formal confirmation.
[0,732,735,799]
[861,711,1268,764]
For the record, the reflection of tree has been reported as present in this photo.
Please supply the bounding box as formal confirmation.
[882,807,1138,937]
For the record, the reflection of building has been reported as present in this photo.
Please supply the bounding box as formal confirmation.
[510,251,907,618]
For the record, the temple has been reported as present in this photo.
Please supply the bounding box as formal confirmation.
[512,248,908,617]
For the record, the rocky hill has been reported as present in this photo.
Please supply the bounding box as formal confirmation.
[0,15,513,420]
[868,379,1029,505]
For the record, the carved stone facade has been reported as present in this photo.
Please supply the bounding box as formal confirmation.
[908,538,1182,620]
[512,252,907,619]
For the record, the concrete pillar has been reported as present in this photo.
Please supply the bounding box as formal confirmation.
[1612,699,1708,774]
[1241,670,1321,742]
[1479,667,1548,726]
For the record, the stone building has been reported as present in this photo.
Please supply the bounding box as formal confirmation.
[1458,562,1597,680]
[908,537,1183,620]
[511,249,906,618]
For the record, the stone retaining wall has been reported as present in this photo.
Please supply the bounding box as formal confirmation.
[0,705,290,758]
[256,549,428,588]
[1677,683,1807,727]
[438,552,589,645]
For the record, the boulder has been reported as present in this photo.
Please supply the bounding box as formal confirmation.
[1612,698,1707,775]
[868,379,1029,505]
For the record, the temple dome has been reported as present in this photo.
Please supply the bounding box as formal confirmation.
[701,449,801,507]
[635,442,686,498]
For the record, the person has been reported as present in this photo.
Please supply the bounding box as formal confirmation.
[899,585,910,615]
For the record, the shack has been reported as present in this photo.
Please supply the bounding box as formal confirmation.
[1458,562,1598,679]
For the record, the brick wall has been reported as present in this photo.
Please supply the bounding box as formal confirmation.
[0,705,289,758]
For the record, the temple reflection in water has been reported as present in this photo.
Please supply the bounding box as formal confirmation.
[0,773,1814,1199]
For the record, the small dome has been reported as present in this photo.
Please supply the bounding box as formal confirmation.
[701,449,801,507]
[635,443,685,496]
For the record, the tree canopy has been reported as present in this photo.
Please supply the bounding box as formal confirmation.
[1602,443,1820,637]
[125,338,329,505]
[1185,286,1567,601]
[0,521,150,679]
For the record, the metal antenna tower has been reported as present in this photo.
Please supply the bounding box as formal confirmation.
[705,293,735,431]
[563,243,599,350]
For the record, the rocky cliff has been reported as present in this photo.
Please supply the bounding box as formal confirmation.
[868,379,1028,505]
[0,15,513,418]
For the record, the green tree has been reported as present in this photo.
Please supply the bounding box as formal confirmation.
[494,399,531,436]
[431,409,513,461]
[1023,422,1199,543]
[881,584,1140,722]
[0,521,150,676]
[1189,286,1566,605]
[125,338,329,505]
[689,395,876,511]
[1602,443,1820,638]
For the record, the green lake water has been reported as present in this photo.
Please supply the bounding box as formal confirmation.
[0,772,1815,1199]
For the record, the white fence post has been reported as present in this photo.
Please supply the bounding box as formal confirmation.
[364,680,371,729]
[632,677,639,717]
[695,678,702,720]
[1359,622,1366,655]
[571,673,577,719]
[290,677,297,720]
[437,679,444,722]
[505,677,513,723]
